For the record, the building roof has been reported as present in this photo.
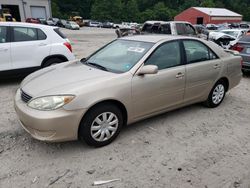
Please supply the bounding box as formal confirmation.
[193,7,242,17]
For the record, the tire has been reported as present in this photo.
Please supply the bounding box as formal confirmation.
[79,103,123,147]
[242,70,249,75]
[204,80,226,108]
[43,57,64,67]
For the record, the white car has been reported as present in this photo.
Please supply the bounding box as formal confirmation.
[220,29,246,40]
[0,22,75,76]
[209,29,246,49]
[65,21,80,30]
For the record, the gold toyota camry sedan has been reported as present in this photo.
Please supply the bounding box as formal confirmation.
[15,35,242,147]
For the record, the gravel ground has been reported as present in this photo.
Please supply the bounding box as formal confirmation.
[1,27,250,188]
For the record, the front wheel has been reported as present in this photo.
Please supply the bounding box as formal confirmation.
[204,80,226,108]
[79,104,123,147]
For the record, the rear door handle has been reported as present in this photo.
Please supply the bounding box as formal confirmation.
[213,64,221,69]
[38,43,47,46]
[176,72,184,78]
[0,48,8,52]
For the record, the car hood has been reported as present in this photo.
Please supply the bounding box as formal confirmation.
[209,32,236,41]
[21,60,115,97]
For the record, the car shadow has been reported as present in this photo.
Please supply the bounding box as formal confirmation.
[0,77,24,86]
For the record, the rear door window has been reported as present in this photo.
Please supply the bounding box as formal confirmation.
[185,24,196,35]
[37,29,47,40]
[183,40,218,63]
[176,23,186,35]
[13,27,37,42]
[159,24,171,34]
[0,26,7,43]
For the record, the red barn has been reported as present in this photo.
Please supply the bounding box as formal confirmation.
[174,7,242,25]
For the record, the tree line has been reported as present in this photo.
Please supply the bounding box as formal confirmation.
[52,0,250,22]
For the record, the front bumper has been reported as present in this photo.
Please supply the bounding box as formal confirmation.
[14,89,86,142]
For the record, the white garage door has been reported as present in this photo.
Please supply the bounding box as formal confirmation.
[31,6,46,19]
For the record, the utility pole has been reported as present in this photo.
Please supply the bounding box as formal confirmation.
[48,0,52,18]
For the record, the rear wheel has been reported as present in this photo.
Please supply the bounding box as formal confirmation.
[79,104,123,147]
[43,57,64,67]
[204,80,226,108]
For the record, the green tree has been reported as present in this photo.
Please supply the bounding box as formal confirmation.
[122,0,139,22]
[200,0,215,7]
[51,0,250,22]
[153,2,171,21]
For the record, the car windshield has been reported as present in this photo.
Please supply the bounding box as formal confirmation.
[84,39,154,73]
[221,31,239,38]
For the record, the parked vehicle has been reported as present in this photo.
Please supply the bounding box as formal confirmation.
[206,24,219,31]
[209,29,246,49]
[26,18,40,24]
[46,18,59,26]
[230,35,250,74]
[57,19,67,28]
[46,20,55,26]
[209,32,236,49]
[102,22,114,28]
[37,18,47,25]
[88,21,102,27]
[15,35,242,147]
[229,23,240,29]
[194,24,209,40]
[220,29,246,39]
[113,22,138,29]
[0,8,16,22]
[141,21,197,37]
[69,16,84,27]
[0,13,15,22]
[115,28,141,38]
[65,21,80,30]
[239,23,250,29]
[0,22,75,77]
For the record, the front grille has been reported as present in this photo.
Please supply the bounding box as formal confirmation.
[21,89,32,103]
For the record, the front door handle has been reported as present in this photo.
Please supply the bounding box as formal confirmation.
[176,72,184,79]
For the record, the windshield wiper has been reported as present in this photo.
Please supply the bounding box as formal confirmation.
[86,62,108,71]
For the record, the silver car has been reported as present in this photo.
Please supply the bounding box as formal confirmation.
[15,35,242,147]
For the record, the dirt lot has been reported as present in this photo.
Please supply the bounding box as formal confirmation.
[1,27,250,188]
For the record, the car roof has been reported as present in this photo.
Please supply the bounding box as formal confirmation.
[0,22,57,29]
[144,21,191,25]
[221,29,244,32]
[120,35,196,43]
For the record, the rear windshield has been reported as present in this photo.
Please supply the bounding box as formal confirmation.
[54,28,66,39]
[142,23,171,34]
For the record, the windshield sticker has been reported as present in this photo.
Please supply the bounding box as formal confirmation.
[124,64,132,70]
[127,47,145,53]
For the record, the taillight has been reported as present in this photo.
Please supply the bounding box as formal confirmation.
[63,42,72,52]
[230,43,244,52]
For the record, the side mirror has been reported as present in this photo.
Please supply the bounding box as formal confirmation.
[138,65,158,75]
[80,58,87,62]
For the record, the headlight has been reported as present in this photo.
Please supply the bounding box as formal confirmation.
[28,95,75,111]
